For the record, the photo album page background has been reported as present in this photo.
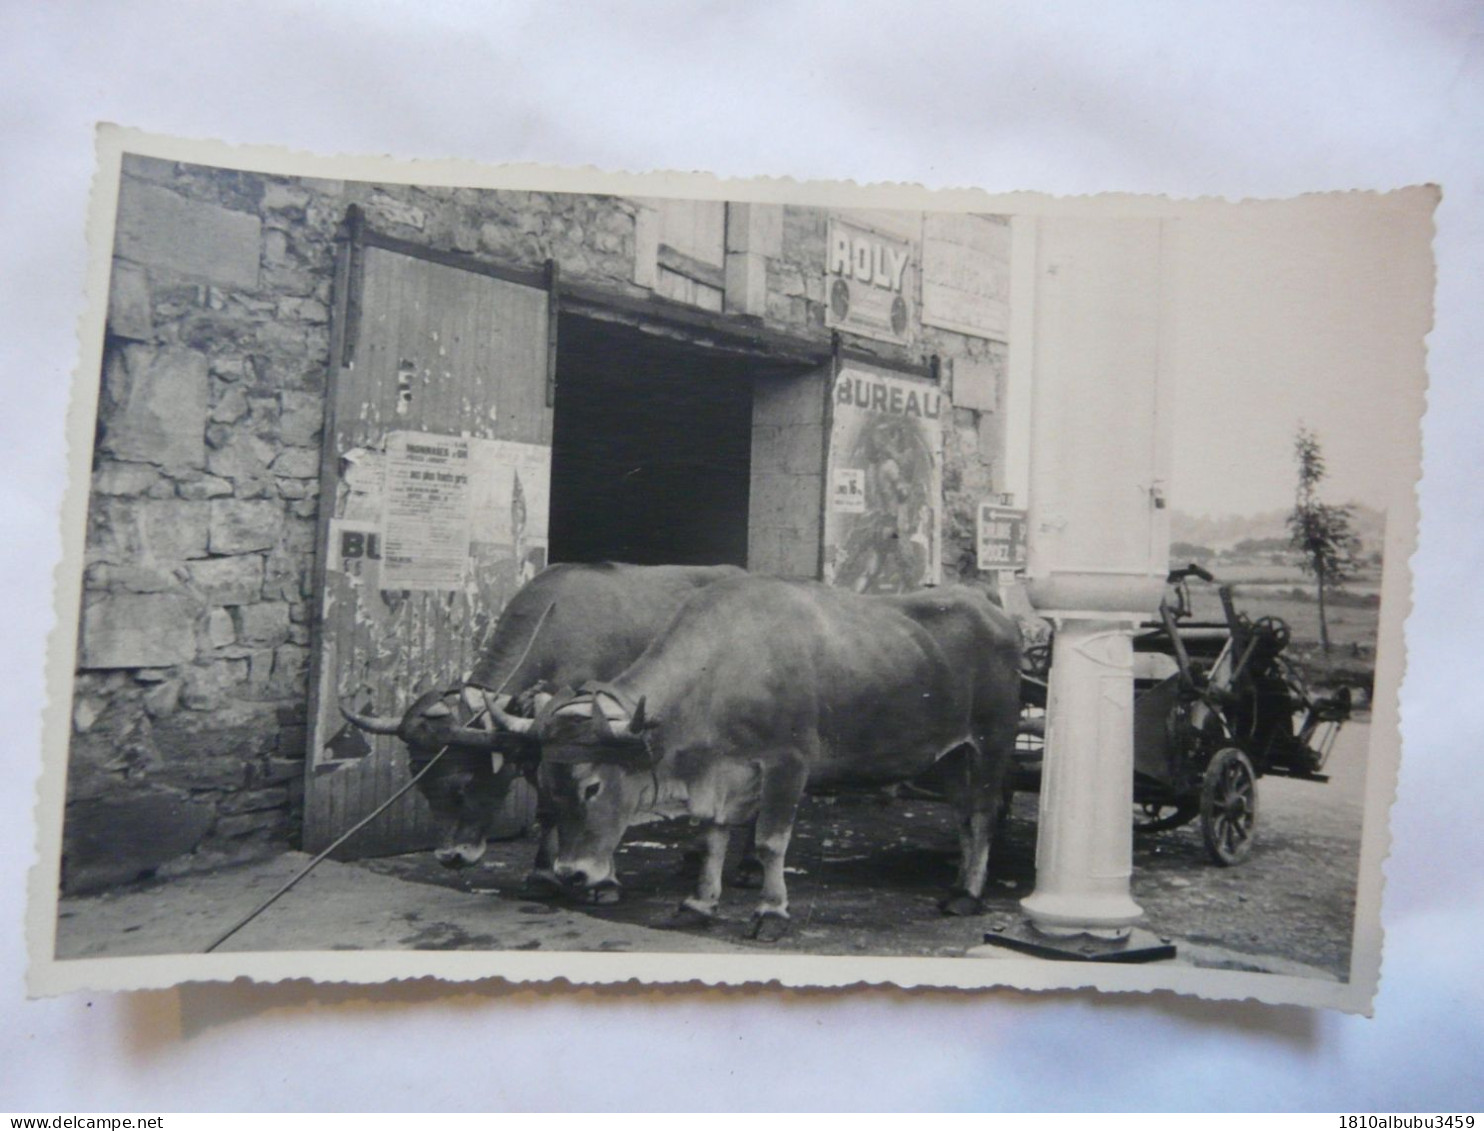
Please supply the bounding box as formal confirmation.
[3,2,1482,1113]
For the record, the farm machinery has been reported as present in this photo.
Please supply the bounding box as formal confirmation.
[1015,564,1353,865]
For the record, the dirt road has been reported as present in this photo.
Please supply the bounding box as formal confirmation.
[364,720,1373,978]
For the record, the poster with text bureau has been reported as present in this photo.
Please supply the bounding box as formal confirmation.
[824,366,943,594]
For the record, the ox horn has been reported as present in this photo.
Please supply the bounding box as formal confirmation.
[339,703,404,736]
[486,693,536,736]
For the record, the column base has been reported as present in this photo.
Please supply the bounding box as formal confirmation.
[1020,889,1144,932]
[971,921,1177,964]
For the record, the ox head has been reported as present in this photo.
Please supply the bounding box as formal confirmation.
[339,684,543,868]
[527,685,657,895]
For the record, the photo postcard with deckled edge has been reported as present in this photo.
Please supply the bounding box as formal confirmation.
[28,125,1431,1012]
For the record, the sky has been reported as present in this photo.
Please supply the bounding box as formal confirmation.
[1162,192,1433,518]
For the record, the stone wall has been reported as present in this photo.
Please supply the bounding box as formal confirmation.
[66,158,655,892]
[65,158,1011,892]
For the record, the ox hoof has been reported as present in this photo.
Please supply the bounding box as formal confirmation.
[520,871,563,899]
[938,891,986,918]
[584,882,623,906]
[732,857,764,890]
[667,903,717,930]
[748,912,790,943]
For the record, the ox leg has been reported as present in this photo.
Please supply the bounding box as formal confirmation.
[938,744,1001,917]
[748,758,808,943]
[670,823,731,929]
[732,821,764,889]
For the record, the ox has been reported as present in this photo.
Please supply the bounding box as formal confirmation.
[494,575,1022,940]
[339,562,743,884]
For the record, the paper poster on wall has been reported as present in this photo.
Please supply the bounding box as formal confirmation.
[824,367,943,593]
[468,438,551,588]
[831,468,867,514]
[380,431,472,591]
[921,213,1011,341]
[326,518,383,584]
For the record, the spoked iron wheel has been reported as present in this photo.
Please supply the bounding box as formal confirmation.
[1200,746,1258,865]
[1132,800,1198,834]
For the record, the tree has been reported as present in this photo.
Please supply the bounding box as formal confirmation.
[1287,425,1360,654]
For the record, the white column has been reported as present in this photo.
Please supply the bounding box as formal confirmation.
[1020,616,1143,934]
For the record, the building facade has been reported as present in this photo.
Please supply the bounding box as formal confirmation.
[64,155,1013,890]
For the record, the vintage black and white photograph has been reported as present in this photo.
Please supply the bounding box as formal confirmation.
[29,129,1428,1011]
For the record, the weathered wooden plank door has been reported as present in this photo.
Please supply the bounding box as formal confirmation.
[305,219,553,857]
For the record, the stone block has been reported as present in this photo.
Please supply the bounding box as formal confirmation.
[211,356,248,382]
[115,180,261,289]
[84,563,176,594]
[209,498,283,554]
[368,192,426,231]
[263,228,290,266]
[207,608,236,648]
[61,789,215,894]
[277,390,324,446]
[214,810,292,840]
[261,182,311,213]
[142,679,182,718]
[284,514,317,553]
[176,474,233,500]
[276,724,308,757]
[72,696,106,734]
[80,593,198,669]
[188,554,264,605]
[260,550,304,601]
[137,499,210,561]
[100,344,208,473]
[178,657,249,711]
[210,385,249,424]
[270,448,320,479]
[151,698,278,762]
[219,786,290,815]
[724,251,767,317]
[277,296,329,324]
[234,602,290,645]
[90,460,163,497]
[206,430,276,492]
[271,642,310,690]
[107,261,153,340]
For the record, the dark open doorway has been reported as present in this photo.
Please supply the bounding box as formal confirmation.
[549,315,757,567]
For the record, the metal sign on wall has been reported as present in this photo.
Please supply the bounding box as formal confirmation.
[824,366,943,593]
[824,217,915,346]
[976,502,1028,571]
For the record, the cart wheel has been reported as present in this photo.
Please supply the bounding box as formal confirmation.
[1201,747,1258,866]
[1252,615,1291,653]
[1133,801,1198,833]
